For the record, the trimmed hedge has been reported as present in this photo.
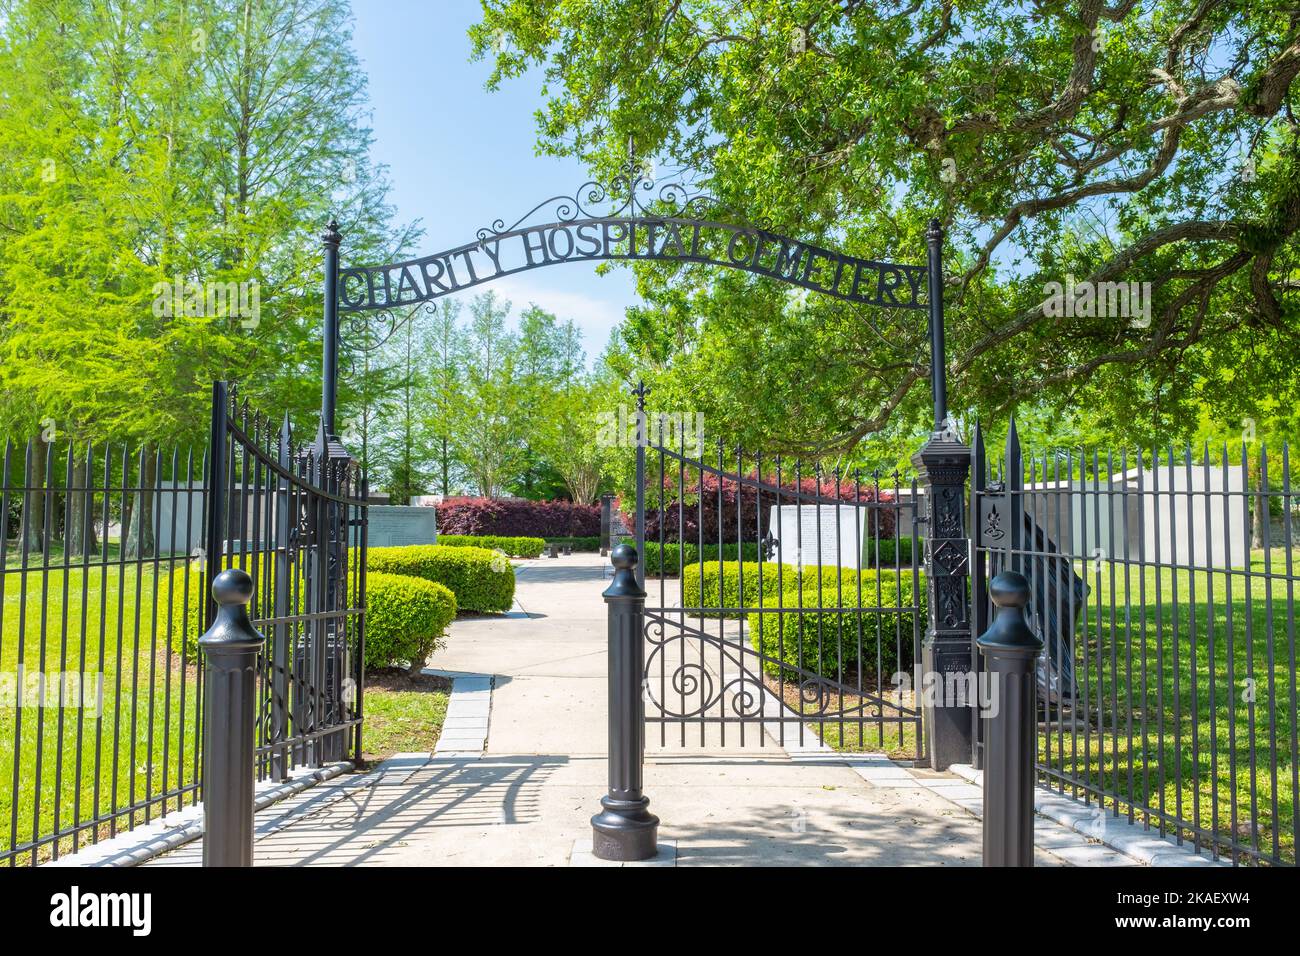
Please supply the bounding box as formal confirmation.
[746,571,925,681]
[863,537,918,568]
[367,544,515,614]
[640,538,916,576]
[437,534,545,558]
[365,572,457,672]
[681,560,796,618]
[436,496,601,537]
[544,536,601,551]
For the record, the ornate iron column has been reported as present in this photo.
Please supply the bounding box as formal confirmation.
[591,544,659,861]
[200,568,266,867]
[977,571,1042,866]
[912,218,975,770]
[912,433,975,770]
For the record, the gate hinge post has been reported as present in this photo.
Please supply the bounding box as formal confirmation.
[911,431,975,771]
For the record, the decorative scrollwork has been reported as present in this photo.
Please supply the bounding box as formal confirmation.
[339,301,436,362]
[640,612,922,726]
[473,159,758,243]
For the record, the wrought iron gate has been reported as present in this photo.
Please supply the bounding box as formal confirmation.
[634,404,925,758]
[203,381,367,778]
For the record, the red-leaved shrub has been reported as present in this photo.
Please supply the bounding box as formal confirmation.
[436,497,602,538]
[639,473,896,544]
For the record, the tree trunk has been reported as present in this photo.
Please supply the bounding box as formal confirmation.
[23,435,48,556]
[1252,489,1267,551]
[441,437,449,495]
[126,447,157,559]
[67,449,99,557]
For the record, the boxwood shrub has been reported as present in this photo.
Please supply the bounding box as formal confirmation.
[544,536,601,551]
[367,544,515,613]
[365,572,457,672]
[745,570,925,681]
[437,534,545,558]
[680,560,796,618]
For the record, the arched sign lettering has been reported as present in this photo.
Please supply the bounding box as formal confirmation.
[319,165,948,439]
[338,216,926,314]
[335,171,929,316]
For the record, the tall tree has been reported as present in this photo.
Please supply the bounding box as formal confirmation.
[451,292,525,497]
[474,1,1300,453]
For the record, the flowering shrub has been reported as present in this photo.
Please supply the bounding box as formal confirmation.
[436,497,601,538]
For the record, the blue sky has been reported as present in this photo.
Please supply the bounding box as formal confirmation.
[350,0,639,361]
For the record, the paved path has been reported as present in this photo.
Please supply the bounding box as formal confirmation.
[154,553,1069,866]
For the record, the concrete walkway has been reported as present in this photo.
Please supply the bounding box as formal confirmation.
[153,553,1066,866]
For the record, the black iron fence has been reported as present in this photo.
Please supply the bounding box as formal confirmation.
[973,422,1298,866]
[0,383,365,866]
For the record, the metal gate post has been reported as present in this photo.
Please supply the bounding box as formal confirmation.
[632,381,648,588]
[591,544,659,861]
[912,434,974,770]
[200,568,266,867]
[268,415,292,780]
[977,571,1042,866]
[321,219,342,439]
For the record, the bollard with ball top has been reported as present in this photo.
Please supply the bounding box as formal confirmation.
[591,543,659,860]
[200,567,267,867]
[976,571,1043,866]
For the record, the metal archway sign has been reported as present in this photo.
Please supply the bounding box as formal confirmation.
[317,165,948,439]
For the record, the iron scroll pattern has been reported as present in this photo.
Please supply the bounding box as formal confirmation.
[641,613,920,725]
[335,162,929,354]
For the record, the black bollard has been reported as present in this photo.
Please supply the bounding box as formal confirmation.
[591,544,659,860]
[976,571,1043,866]
[200,568,267,867]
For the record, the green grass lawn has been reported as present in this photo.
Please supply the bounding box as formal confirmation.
[801,549,1296,865]
[0,552,449,865]
[0,558,204,864]
[1038,550,1298,864]
[359,670,450,760]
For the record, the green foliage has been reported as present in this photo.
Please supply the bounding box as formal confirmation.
[746,573,925,681]
[364,572,456,672]
[473,1,1300,454]
[680,560,794,618]
[0,0,405,447]
[437,534,546,558]
[544,536,602,551]
[366,544,515,614]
